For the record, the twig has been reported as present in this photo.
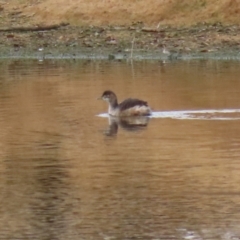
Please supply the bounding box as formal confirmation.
[130,36,135,59]
[0,22,69,32]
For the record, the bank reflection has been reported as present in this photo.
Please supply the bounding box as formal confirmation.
[30,149,70,240]
[0,131,71,239]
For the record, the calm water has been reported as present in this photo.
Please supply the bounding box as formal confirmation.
[0,59,240,240]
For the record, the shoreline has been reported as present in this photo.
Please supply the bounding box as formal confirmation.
[1,24,240,61]
[1,49,240,61]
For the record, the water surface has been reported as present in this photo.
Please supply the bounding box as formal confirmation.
[0,59,240,239]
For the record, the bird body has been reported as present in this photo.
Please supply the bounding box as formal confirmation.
[99,90,151,117]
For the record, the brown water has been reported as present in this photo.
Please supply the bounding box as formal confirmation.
[0,59,240,240]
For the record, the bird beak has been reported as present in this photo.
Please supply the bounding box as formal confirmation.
[97,96,102,100]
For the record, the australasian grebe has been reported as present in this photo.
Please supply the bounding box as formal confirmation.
[99,90,152,117]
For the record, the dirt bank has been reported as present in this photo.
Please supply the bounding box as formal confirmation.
[0,0,240,59]
[4,0,240,26]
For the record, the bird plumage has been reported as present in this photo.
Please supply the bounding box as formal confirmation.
[99,90,151,117]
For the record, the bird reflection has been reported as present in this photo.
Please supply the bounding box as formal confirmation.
[104,115,150,136]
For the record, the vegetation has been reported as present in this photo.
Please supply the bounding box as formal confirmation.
[2,0,240,27]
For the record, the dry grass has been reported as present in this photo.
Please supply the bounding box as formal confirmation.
[4,0,240,26]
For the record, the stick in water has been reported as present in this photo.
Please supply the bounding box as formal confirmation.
[130,36,135,59]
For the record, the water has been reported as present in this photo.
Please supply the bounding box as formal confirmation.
[0,59,240,240]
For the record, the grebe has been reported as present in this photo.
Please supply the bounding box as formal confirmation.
[99,90,152,117]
